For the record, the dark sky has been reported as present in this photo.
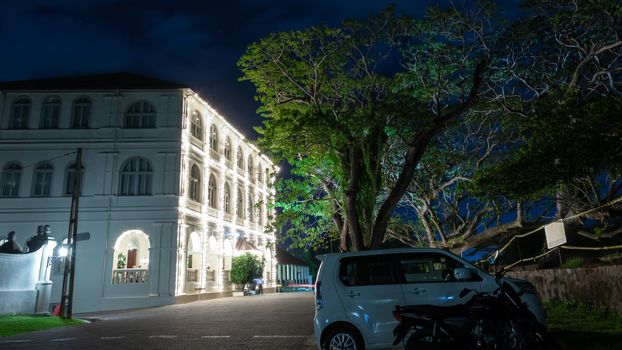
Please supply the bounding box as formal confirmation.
[0,0,519,139]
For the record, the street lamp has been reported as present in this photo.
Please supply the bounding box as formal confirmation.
[58,246,68,258]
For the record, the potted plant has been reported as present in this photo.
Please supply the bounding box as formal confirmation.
[117,252,127,269]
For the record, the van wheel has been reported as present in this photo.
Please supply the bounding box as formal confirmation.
[323,327,363,350]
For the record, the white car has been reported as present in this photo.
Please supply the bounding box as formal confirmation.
[313,248,545,350]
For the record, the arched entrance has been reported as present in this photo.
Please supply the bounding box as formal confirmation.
[205,235,218,287]
[185,231,201,291]
[112,230,150,284]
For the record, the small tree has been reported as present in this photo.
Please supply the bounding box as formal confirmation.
[230,253,264,286]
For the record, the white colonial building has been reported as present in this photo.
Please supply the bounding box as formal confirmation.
[0,73,277,313]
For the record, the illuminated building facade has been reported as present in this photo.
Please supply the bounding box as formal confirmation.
[0,73,277,312]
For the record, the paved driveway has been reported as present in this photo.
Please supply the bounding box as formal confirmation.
[0,292,316,350]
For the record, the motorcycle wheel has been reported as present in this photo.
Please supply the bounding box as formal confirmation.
[404,328,454,350]
[500,319,529,350]
[467,318,497,350]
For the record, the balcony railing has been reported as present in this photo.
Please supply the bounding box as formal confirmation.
[112,269,149,284]
[206,269,216,282]
[186,269,199,282]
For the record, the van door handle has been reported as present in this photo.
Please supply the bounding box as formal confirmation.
[345,291,361,297]
[408,288,427,295]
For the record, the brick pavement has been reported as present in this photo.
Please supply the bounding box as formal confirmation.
[0,292,317,350]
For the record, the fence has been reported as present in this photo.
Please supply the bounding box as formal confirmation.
[112,269,149,284]
[507,265,622,313]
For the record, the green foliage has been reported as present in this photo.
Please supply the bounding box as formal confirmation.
[268,157,341,250]
[474,0,622,202]
[240,3,503,250]
[545,300,622,350]
[561,256,586,269]
[239,7,408,249]
[475,94,622,200]
[230,253,264,285]
[0,315,84,337]
[116,253,126,269]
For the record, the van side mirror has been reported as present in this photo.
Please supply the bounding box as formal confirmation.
[453,268,473,281]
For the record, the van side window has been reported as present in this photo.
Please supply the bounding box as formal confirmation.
[398,253,468,283]
[339,255,396,286]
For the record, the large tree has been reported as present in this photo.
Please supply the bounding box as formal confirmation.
[240,4,499,250]
[471,0,622,248]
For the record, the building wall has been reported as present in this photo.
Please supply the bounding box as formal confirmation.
[0,87,277,312]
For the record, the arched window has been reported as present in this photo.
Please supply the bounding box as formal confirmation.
[189,164,201,202]
[265,168,270,183]
[209,124,219,152]
[9,97,30,129]
[191,111,203,140]
[247,194,254,222]
[187,232,201,271]
[65,162,84,195]
[247,156,254,176]
[258,201,264,225]
[236,147,244,169]
[224,137,232,161]
[71,97,91,128]
[257,162,263,183]
[32,162,53,197]
[119,157,153,195]
[208,174,217,208]
[112,230,151,284]
[236,187,244,218]
[40,96,61,129]
[0,162,22,197]
[224,182,231,214]
[124,101,156,128]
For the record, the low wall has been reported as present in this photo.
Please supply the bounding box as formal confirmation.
[507,265,622,313]
[0,242,54,314]
[0,249,44,290]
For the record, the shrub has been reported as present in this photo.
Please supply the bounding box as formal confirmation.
[562,256,585,268]
[230,253,264,285]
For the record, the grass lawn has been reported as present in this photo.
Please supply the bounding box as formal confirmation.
[546,301,622,350]
[0,315,85,337]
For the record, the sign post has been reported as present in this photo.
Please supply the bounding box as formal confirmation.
[544,222,566,267]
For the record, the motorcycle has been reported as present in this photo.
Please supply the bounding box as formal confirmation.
[392,272,561,350]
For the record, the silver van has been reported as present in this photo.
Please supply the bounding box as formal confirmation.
[313,248,545,350]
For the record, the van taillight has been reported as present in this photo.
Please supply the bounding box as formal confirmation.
[315,281,323,312]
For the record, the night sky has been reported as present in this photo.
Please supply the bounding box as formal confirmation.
[0,0,466,139]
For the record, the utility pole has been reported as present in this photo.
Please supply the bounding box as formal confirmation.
[60,148,82,319]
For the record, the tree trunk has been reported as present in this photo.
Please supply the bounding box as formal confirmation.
[419,210,437,247]
[369,59,488,249]
[339,223,350,252]
[346,146,365,251]
[370,130,435,248]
